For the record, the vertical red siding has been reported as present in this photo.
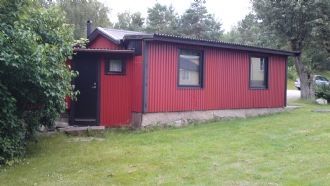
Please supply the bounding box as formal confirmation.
[89,35,123,49]
[99,57,133,126]
[147,42,286,113]
[98,56,143,126]
[132,56,143,112]
[89,35,138,127]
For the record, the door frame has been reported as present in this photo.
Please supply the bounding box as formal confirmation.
[70,54,101,126]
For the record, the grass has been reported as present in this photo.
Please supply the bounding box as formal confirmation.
[1,101,330,185]
[287,79,296,90]
[319,70,330,79]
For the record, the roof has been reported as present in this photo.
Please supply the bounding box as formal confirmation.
[88,27,299,56]
[88,27,148,45]
[125,34,299,56]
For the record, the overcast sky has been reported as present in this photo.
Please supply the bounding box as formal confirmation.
[99,0,252,32]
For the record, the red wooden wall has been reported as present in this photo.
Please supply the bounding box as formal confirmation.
[89,35,123,49]
[91,35,143,126]
[99,57,130,126]
[146,41,286,113]
[80,35,287,127]
[131,56,143,112]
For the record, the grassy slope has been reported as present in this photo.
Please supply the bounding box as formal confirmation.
[319,70,330,78]
[0,102,329,185]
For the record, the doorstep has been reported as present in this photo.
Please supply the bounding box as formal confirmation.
[60,126,106,136]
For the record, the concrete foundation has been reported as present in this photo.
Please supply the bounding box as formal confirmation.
[131,112,143,128]
[140,107,286,128]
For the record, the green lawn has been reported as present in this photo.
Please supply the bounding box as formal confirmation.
[1,102,330,185]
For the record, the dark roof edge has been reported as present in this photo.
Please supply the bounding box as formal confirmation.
[124,34,154,40]
[73,48,134,54]
[124,34,299,56]
[88,27,121,45]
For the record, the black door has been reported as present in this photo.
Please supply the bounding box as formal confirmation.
[72,54,99,126]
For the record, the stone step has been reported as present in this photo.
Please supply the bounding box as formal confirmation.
[285,105,303,110]
[55,121,69,128]
[61,126,105,136]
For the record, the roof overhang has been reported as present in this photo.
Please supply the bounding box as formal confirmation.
[87,27,298,56]
[73,48,135,55]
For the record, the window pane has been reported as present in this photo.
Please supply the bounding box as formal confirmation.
[109,59,122,72]
[250,57,267,88]
[179,51,201,86]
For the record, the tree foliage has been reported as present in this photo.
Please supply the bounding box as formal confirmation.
[108,0,225,40]
[180,0,223,40]
[58,0,112,39]
[146,3,179,35]
[251,0,330,100]
[310,0,330,70]
[312,0,330,53]
[114,12,145,31]
[223,13,286,49]
[0,0,75,165]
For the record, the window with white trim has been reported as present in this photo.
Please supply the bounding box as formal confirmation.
[106,59,125,74]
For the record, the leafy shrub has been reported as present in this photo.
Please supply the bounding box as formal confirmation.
[0,84,25,165]
[287,66,298,80]
[315,84,330,103]
[0,0,75,165]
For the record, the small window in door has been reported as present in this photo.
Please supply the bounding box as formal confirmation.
[106,59,125,74]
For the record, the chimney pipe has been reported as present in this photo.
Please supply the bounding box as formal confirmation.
[87,20,93,38]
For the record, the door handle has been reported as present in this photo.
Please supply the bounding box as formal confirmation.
[91,82,97,89]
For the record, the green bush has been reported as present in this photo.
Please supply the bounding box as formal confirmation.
[315,84,330,103]
[287,66,298,80]
[0,0,75,165]
[0,84,25,165]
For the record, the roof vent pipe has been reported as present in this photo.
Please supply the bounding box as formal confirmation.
[87,20,93,38]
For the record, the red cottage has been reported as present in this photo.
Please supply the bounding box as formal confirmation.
[70,26,297,127]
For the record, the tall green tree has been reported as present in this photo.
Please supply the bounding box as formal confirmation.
[0,0,75,164]
[146,3,179,35]
[114,12,145,31]
[303,43,330,71]
[252,0,330,100]
[180,0,223,40]
[313,0,330,54]
[222,13,286,49]
[58,0,111,39]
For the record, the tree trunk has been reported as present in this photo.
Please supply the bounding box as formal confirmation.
[293,55,315,100]
[290,40,315,100]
